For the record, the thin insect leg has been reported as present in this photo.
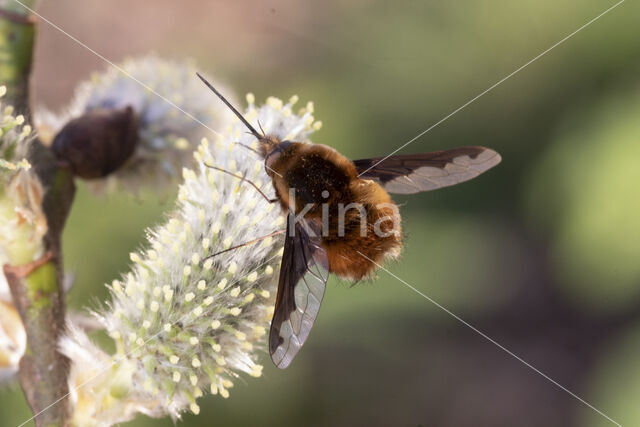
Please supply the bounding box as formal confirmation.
[257,119,266,137]
[243,131,259,140]
[204,163,278,203]
[233,141,261,155]
[204,229,286,260]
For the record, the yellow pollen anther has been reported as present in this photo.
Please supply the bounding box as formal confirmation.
[175,138,189,150]
[164,290,174,302]
[228,262,237,274]
[250,367,263,378]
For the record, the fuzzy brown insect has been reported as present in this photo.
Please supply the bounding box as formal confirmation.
[197,74,501,368]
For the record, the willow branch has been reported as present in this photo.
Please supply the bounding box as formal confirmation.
[1,1,76,425]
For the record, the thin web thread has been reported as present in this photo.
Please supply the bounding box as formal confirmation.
[357,0,625,176]
[356,251,623,427]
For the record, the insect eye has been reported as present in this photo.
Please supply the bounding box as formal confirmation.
[265,149,282,170]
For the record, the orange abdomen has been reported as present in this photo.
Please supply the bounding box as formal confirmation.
[322,179,402,281]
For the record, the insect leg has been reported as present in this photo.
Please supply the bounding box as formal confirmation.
[233,141,261,155]
[204,163,278,203]
[256,119,266,137]
[204,229,286,260]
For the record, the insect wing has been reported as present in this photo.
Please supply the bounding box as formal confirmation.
[353,146,501,194]
[269,214,329,369]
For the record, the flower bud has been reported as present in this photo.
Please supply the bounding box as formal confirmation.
[52,106,138,179]
[37,56,237,194]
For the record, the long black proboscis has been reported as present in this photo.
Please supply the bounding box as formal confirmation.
[196,72,262,139]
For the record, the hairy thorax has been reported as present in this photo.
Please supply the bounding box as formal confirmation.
[269,142,403,281]
[270,143,356,215]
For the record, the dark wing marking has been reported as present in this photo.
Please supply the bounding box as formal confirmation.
[352,146,501,194]
[269,213,329,369]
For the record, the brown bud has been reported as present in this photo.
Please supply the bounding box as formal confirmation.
[52,106,139,179]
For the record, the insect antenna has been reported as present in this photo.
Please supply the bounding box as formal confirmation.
[196,72,263,139]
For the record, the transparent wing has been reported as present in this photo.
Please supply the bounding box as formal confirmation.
[269,214,329,369]
[353,146,501,194]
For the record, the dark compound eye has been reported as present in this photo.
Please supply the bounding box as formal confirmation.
[264,140,294,171]
[265,147,282,170]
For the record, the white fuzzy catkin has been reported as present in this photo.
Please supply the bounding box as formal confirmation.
[62,94,322,425]
[37,56,237,194]
[0,300,24,382]
[0,86,39,381]
[0,85,33,177]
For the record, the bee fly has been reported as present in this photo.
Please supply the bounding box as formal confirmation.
[197,73,501,368]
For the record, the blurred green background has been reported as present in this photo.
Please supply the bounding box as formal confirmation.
[2,0,640,426]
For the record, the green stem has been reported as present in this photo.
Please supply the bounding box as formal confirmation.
[0,0,36,114]
[5,257,70,427]
[1,1,76,426]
